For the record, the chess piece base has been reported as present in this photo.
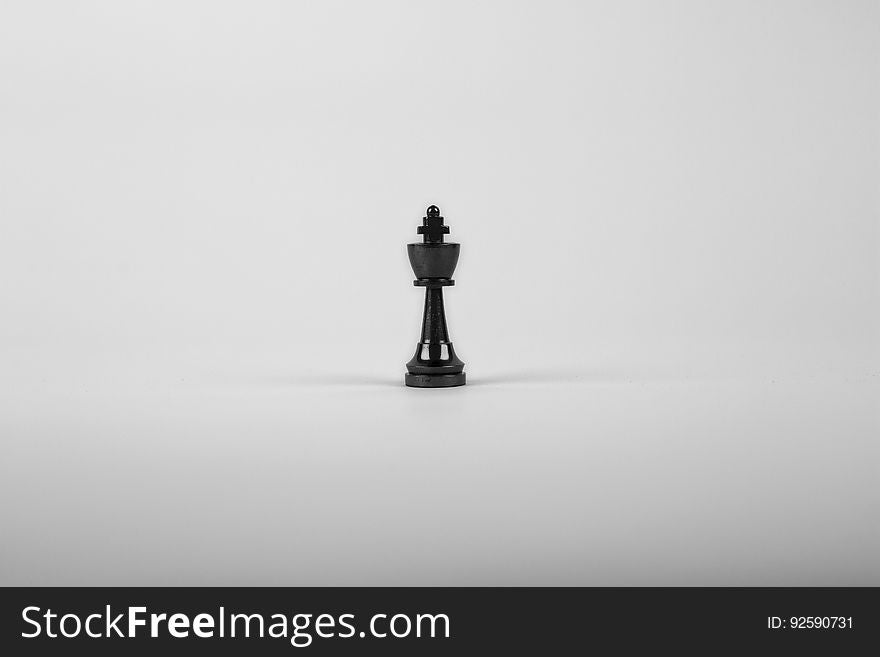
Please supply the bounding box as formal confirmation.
[405,372,466,388]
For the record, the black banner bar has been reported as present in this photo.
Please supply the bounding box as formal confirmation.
[1,587,876,654]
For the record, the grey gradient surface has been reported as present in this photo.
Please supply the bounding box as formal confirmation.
[1,0,878,585]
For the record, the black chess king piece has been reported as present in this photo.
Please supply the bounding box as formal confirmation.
[405,205,466,388]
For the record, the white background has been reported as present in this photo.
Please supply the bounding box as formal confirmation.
[1,0,878,584]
